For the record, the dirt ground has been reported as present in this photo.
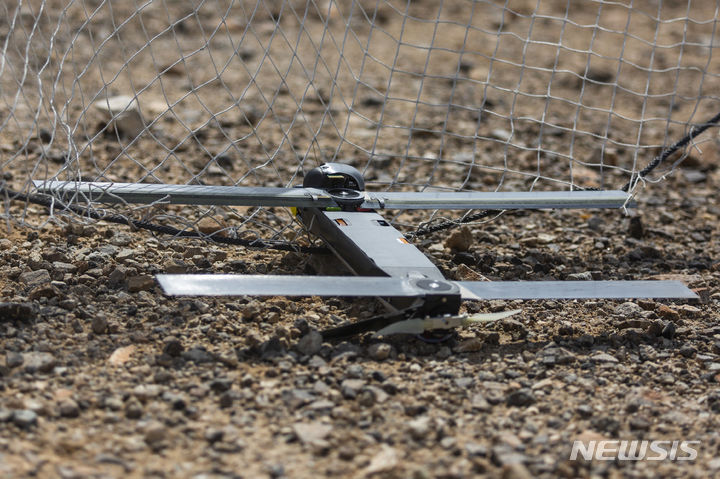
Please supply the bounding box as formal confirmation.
[1,1,720,478]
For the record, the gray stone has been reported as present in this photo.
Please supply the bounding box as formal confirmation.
[91,315,108,335]
[506,388,535,407]
[162,336,183,357]
[12,410,38,429]
[407,416,432,440]
[22,352,56,373]
[0,302,35,322]
[367,342,392,361]
[296,331,323,356]
[614,302,643,317]
[293,422,332,445]
[5,351,23,369]
[58,399,80,418]
[19,269,51,287]
[341,379,364,399]
[591,352,618,363]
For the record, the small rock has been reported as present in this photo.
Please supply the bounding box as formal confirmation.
[125,399,143,419]
[657,304,680,321]
[445,226,473,252]
[587,216,603,231]
[471,393,491,412]
[12,410,38,429]
[628,216,644,239]
[293,422,332,445]
[19,269,51,287]
[6,352,23,369]
[340,379,364,399]
[162,336,183,357]
[591,352,618,363]
[144,421,167,445]
[367,343,392,361]
[58,399,80,418]
[108,345,136,366]
[197,217,227,236]
[576,404,593,418]
[506,389,535,407]
[94,95,145,139]
[91,315,108,334]
[218,391,234,408]
[407,416,432,440]
[455,263,485,281]
[296,331,323,356]
[661,321,676,339]
[679,344,696,358]
[614,302,643,317]
[0,302,35,322]
[567,271,592,281]
[183,347,214,364]
[110,232,133,247]
[501,463,533,479]
[127,275,155,292]
[365,445,398,475]
[23,351,56,373]
[677,304,701,318]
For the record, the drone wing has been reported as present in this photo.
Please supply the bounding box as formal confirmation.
[33,180,336,208]
[34,180,631,210]
[156,274,697,300]
[362,190,633,210]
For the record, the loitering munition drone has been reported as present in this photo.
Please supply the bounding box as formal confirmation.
[35,163,697,338]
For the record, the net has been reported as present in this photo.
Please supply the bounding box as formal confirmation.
[2,0,719,243]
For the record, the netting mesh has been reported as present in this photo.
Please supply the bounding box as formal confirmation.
[1,0,719,242]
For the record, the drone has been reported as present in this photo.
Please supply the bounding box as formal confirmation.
[35,162,697,339]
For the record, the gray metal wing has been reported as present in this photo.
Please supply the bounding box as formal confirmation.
[363,190,633,210]
[457,280,697,300]
[34,180,632,210]
[157,274,697,300]
[33,180,336,208]
[156,274,424,297]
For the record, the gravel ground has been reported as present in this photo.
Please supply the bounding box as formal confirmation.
[1,1,720,478]
[1,170,719,478]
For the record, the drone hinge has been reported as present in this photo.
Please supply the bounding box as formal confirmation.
[320,277,461,339]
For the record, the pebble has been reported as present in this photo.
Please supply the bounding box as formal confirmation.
[365,445,398,475]
[293,422,332,445]
[12,410,38,429]
[22,352,56,373]
[341,379,364,399]
[144,421,167,445]
[501,463,533,479]
[367,343,392,361]
[127,275,155,292]
[591,352,618,363]
[0,302,35,321]
[19,269,51,287]
[567,271,592,281]
[662,321,677,339]
[657,304,680,321]
[162,336,183,357]
[5,351,23,368]
[407,416,432,440]
[58,399,80,418]
[614,302,643,317]
[444,226,473,252]
[296,331,323,356]
[94,95,145,139]
[506,389,535,407]
[91,315,108,334]
[110,232,133,247]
